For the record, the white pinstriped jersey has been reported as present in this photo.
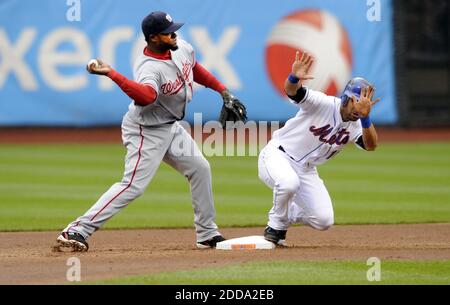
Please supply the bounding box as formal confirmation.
[127,39,195,126]
[270,88,363,168]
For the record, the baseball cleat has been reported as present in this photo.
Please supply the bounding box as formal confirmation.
[55,232,89,252]
[196,235,226,249]
[263,226,287,246]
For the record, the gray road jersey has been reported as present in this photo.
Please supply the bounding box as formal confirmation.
[127,39,195,126]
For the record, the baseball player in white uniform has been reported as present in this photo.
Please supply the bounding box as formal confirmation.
[55,11,237,251]
[259,52,380,245]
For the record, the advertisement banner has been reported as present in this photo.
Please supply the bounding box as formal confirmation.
[0,0,396,126]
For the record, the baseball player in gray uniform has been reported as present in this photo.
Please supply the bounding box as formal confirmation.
[55,11,237,251]
[259,51,380,246]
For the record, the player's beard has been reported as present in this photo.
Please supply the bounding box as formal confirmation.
[161,42,178,51]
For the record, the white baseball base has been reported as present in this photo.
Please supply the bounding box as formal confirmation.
[216,235,276,250]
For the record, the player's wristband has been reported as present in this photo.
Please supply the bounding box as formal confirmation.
[288,74,300,84]
[360,116,372,128]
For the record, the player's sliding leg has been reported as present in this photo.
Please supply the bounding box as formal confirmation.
[258,144,300,245]
[289,169,334,231]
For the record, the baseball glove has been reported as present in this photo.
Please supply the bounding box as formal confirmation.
[219,90,247,128]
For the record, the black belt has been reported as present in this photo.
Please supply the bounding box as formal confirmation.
[278,145,295,160]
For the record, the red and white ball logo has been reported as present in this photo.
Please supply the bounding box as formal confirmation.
[265,10,352,97]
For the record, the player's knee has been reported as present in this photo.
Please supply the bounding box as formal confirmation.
[130,186,146,198]
[257,168,265,183]
[313,213,334,231]
[277,177,300,196]
[258,169,271,188]
[117,180,146,199]
[193,158,211,176]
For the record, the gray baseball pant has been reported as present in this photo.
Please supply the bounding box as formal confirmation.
[63,115,220,243]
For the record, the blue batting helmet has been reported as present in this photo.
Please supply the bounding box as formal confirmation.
[340,77,373,106]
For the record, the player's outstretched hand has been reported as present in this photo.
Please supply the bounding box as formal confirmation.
[292,51,314,81]
[353,86,381,118]
[86,59,112,75]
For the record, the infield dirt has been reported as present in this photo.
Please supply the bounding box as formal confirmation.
[1,224,449,284]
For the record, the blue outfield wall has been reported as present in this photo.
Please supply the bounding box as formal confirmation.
[0,0,397,126]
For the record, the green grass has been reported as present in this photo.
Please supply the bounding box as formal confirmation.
[0,142,449,231]
[93,260,450,285]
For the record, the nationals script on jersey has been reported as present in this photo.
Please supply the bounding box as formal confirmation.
[128,39,195,126]
[270,88,364,168]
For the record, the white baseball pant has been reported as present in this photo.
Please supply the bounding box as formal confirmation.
[258,143,334,231]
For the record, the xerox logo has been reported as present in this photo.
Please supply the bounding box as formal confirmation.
[265,10,353,97]
[0,26,240,92]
